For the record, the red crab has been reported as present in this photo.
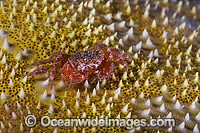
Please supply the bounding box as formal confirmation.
[24,44,132,89]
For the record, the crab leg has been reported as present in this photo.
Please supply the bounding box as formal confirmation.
[49,61,64,89]
[29,58,59,67]
[52,51,70,58]
[29,52,69,67]
[24,64,55,77]
[94,58,115,81]
[99,48,129,71]
[109,47,132,62]
[92,44,132,62]
[109,53,129,71]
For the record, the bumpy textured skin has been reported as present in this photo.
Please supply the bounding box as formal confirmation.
[67,49,104,75]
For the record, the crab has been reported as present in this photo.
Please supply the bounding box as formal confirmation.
[24,44,132,89]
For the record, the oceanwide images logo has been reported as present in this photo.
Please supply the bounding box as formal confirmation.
[25,115,176,129]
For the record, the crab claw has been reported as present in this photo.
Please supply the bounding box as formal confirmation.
[61,62,88,84]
